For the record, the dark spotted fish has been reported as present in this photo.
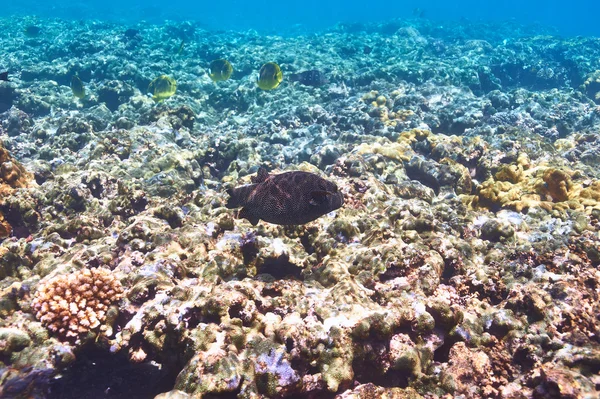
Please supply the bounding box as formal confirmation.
[289,70,329,87]
[123,28,141,40]
[24,25,42,38]
[0,71,7,81]
[226,168,344,225]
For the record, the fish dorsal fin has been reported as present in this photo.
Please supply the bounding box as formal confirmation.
[252,167,270,184]
[309,190,329,206]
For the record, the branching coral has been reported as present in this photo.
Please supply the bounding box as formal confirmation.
[31,267,123,343]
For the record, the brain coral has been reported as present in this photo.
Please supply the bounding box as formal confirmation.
[31,268,123,342]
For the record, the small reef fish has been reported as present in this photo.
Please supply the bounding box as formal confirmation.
[226,168,344,225]
[148,75,177,102]
[70,75,86,99]
[178,40,185,54]
[123,28,141,40]
[289,70,329,87]
[257,62,283,90]
[0,72,8,81]
[209,59,233,82]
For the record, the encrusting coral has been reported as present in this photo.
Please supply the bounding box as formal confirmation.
[0,145,30,192]
[31,267,123,343]
[582,70,600,103]
[466,160,600,213]
[0,143,32,237]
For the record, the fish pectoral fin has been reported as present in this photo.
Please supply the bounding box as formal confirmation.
[238,207,260,225]
[309,190,330,206]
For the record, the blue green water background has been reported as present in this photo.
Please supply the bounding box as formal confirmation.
[2,0,598,36]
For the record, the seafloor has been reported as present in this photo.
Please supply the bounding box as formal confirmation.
[0,15,599,399]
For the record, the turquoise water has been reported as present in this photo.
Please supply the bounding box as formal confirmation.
[2,0,599,36]
[3,0,600,397]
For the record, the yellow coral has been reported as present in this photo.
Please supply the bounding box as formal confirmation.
[464,162,600,214]
[356,129,458,162]
[356,141,413,162]
[495,164,525,184]
[31,268,123,342]
[538,168,572,202]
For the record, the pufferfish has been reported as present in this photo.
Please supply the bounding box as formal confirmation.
[226,168,344,225]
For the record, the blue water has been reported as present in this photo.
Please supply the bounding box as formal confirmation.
[2,0,599,37]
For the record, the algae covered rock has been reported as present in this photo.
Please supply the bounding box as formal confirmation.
[98,80,135,111]
[0,79,17,113]
[0,327,31,356]
[480,218,515,242]
[439,342,493,397]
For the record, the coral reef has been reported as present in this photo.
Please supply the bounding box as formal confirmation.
[1,14,600,399]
